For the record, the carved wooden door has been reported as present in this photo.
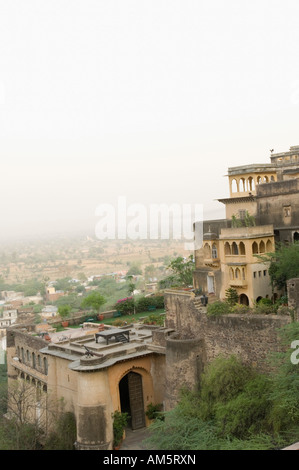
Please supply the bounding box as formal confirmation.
[128,372,145,430]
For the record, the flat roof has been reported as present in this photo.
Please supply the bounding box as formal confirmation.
[226,163,275,176]
[40,323,164,371]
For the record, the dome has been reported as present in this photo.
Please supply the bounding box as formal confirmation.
[203,226,217,240]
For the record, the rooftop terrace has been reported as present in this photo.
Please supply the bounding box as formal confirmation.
[40,322,166,371]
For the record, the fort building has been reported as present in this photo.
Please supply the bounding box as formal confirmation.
[4,144,299,450]
[6,321,168,450]
[194,145,299,305]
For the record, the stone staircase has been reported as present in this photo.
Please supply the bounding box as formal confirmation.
[114,332,130,343]
[193,294,218,311]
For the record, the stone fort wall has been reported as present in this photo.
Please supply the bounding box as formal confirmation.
[163,290,291,409]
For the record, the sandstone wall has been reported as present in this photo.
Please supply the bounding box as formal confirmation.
[164,290,291,408]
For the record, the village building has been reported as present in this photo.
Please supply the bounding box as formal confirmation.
[41,305,58,320]
[0,309,18,332]
[45,286,65,302]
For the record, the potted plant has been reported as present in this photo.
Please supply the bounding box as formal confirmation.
[112,410,129,450]
[145,402,164,422]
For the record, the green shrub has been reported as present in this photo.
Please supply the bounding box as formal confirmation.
[44,412,77,450]
[207,301,230,316]
[215,374,272,438]
[143,314,164,326]
[225,288,239,307]
[253,302,274,315]
[114,298,135,315]
[135,296,152,312]
[151,294,164,309]
[112,411,129,447]
[198,355,254,420]
[276,305,294,317]
[266,322,299,434]
[135,294,164,312]
[145,347,299,451]
[146,403,164,421]
[230,303,252,314]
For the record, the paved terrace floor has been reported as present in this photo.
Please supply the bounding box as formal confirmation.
[120,427,153,450]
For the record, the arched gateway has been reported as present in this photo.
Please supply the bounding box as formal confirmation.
[119,371,146,430]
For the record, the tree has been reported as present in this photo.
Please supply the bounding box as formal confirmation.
[0,380,47,449]
[58,304,72,320]
[258,242,299,293]
[225,288,239,307]
[167,255,195,287]
[126,275,136,314]
[77,272,87,282]
[81,291,106,315]
[126,262,142,276]
[0,380,73,450]
[44,412,77,450]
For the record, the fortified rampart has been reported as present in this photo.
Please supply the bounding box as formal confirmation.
[163,290,291,409]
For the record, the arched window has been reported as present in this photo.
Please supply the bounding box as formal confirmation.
[240,178,246,192]
[231,179,238,193]
[270,175,275,182]
[235,268,240,279]
[266,239,273,252]
[259,240,265,253]
[232,242,239,255]
[21,347,24,362]
[263,176,268,183]
[242,267,246,280]
[224,242,231,255]
[32,352,36,369]
[229,267,234,280]
[43,358,48,375]
[212,243,218,259]
[248,176,255,191]
[204,243,211,258]
[239,242,246,255]
[252,241,258,254]
[294,232,299,243]
[26,350,30,363]
[257,176,262,184]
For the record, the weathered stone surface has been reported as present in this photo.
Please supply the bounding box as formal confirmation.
[164,290,291,408]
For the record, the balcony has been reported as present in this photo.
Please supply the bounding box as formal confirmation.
[229,279,247,288]
[203,257,220,268]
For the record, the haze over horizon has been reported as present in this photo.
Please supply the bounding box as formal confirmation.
[1,1,299,243]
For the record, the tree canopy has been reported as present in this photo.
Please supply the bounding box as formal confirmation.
[167,255,195,287]
[258,242,299,292]
[81,291,106,314]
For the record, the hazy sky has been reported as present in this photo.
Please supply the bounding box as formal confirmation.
[1,0,299,241]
